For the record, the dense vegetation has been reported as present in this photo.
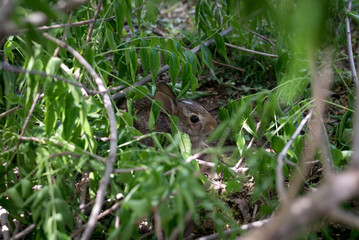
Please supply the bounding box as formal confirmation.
[1,0,359,239]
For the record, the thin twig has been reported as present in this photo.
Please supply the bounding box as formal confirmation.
[86,0,103,43]
[329,207,359,228]
[241,170,359,240]
[212,59,246,72]
[234,121,261,169]
[53,12,73,57]
[9,224,36,240]
[49,152,81,159]
[225,43,278,58]
[243,26,276,47]
[215,0,223,26]
[112,27,234,100]
[154,206,163,240]
[16,90,43,150]
[114,167,148,173]
[75,172,89,240]
[345,0,359,87]
[41,33,118,240]
[276,109,313,202]
[38,16,115,31]
[287,59,332,201]
[197,218,271,240]
[71,202,121,238]
[0,106,22,118]
[19,135,105,162]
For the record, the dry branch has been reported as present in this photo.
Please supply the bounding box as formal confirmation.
[276,109,313,202]
[241,170,359,240]
[0,106,22,118]
[345,0,359,87]
[9,224,36,240]
[86,0,103,43]
[225,43,278,58]
[16,90,43,150]
[43,33,117,240]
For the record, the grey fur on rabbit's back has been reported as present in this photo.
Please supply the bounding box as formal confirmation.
[133,83,217,150]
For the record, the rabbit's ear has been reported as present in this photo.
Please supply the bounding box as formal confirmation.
[155,83,177,115]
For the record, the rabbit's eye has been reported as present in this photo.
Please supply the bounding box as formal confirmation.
[190,115,199,123]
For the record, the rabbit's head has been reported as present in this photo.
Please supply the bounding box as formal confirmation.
[155,83,217,149]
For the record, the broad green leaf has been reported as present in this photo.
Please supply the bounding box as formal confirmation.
[125,47,138,83]
[45,57,61,75]
[271,135,285,154]
[55,198,74,230]
[124,199,150,218]
[63,94,79,140]
[214,33,228,61]
[347,11,359,23]
[7,187,24,208]
[149,48,160,83]
[167,39,184,58]
[144,3,158,24]
[179,133,192,157]
[200,44,215,76]
[139,39,150,76]
[168,53,180,86]
[184,50,197,75]
[133,86,149,101]
[125,5,134,35]
[45,101,58,136]
[115,1,126,34]
[106,22,116,50]
[4,40,14,63]
[178,61,192,98]
[236,132,246,155]
[149,100,162,131]
[84,46,95,68]
[191,76,198,93]
[26,58,43,109]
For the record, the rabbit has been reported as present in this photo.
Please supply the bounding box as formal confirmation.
[132,83,217,150]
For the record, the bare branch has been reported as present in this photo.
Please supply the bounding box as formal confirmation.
[71,201,121,238]
[241,170,359,240]
[37,16,116,31]
[276,109,313,202]
[41,33,117,240]
[86,0,103,43]
[287,60,332,200]
[243,26,276,47]
[345,0,359,87]
[9,224,36,240]
[114,167,148,173]
[213,59,246,72]
[0,106,22,119]
[19,136,106,163]
[225,43,278,58]
[198,218,270,240]
[154,206,164,240]
[329,207,359,228]
[75,172,89,240]
[234,121,261,169]
[16,90,43,150]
